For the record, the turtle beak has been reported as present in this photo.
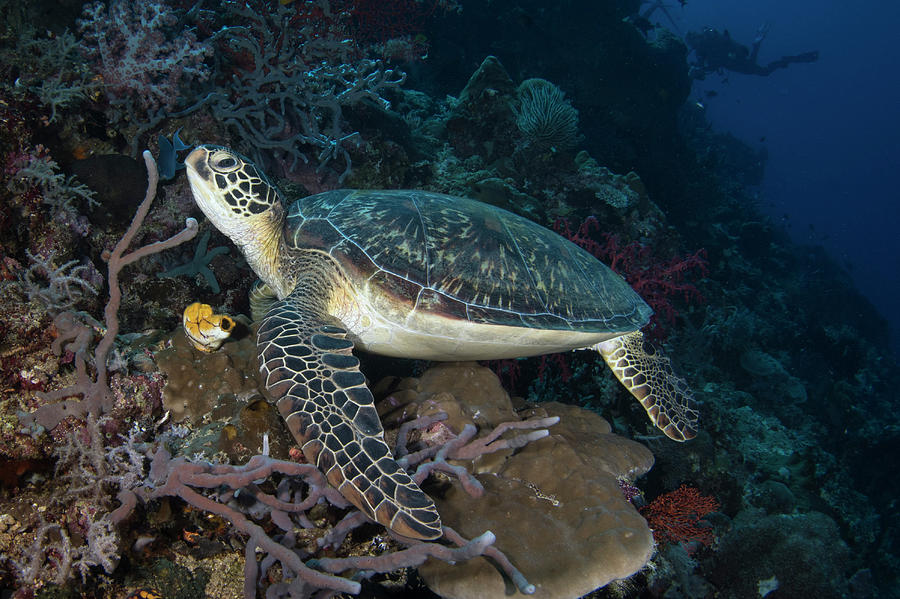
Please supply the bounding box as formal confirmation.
[185,146,223,226]
[185,146,213,182]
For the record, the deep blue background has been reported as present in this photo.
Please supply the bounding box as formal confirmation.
[663,1,900,354]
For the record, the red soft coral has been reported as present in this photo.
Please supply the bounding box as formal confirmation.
[641,485,719,552]
[554,217,707,339]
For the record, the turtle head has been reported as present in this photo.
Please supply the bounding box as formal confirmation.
[186,145,286,289]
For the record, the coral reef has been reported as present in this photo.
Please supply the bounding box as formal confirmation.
[191,0,407,181]
[78,0,211,125]
[708,509,853,599]
[0,1,897,597]
[18,151,197,432]
[382,363,656,598]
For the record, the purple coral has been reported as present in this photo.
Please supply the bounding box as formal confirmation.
[78,0,210,123]
[19,151,198,432]
[128,414,548,597]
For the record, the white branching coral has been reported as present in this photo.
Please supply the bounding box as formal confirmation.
[3,28,96,122]
[6,155,98,213]
[15,250,100,312]
[10,417,149,585]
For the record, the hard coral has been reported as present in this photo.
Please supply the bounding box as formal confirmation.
[155,322,259,423]
[515,78,580,152]
[154,322,297,463]
[445,56,519,162]
[709,509,853,599]
[379,362,656,598]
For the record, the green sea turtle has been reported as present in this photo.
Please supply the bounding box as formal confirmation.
[185,145,699,540]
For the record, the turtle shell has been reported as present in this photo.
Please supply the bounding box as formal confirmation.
[284,189,651,333]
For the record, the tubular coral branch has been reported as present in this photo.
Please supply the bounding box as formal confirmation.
[141,449,363,595]
[394,412,449,458]
[313,529,497,573]
[21,151,198,431]
[442,526,536,595]
[402,417,560,498]
[137,444,537,597]
[451,416,560,459]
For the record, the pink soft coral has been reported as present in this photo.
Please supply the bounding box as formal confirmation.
[78,0,210,121]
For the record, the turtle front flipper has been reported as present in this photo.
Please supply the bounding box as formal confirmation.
[257,287,442,540]
[595,331,699,441]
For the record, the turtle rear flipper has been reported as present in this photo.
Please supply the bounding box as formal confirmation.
[258,286,442,540]
[596,331,699,441]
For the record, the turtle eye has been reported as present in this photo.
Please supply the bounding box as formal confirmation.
[210,150,240,172]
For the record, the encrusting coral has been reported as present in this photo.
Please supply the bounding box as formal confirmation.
[154,320,294,462]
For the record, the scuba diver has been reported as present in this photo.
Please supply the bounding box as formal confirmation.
[686,24,819,79]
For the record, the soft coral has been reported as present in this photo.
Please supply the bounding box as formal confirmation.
[554,216,707,338]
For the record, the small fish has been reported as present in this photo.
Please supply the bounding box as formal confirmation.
[182,302,236,352]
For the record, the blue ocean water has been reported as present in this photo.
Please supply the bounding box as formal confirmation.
[673,0,900,355]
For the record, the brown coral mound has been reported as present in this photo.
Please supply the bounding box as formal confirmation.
[154,324,296,462]
[155,325,261,423]
[379,362,655,599]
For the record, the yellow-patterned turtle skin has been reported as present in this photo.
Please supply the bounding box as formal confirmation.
[185,145,700,542]
[182,302,235,352]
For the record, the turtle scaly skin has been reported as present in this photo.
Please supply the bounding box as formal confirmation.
[257,264,440,538]
[185,145,699,540]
